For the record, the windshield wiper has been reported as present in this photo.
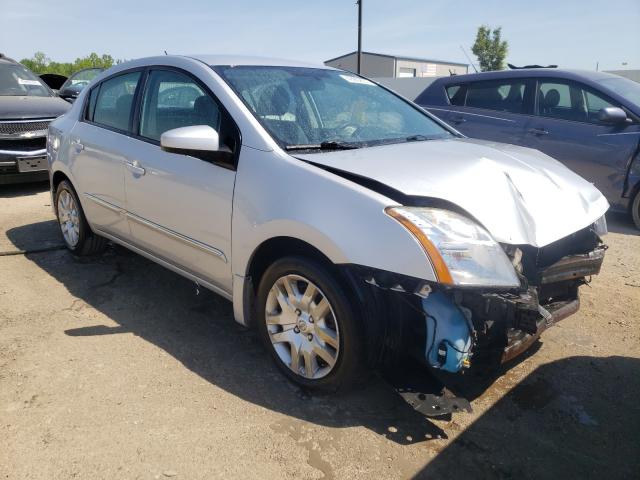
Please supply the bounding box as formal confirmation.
[405,134,432,142]
[284,141,358,151]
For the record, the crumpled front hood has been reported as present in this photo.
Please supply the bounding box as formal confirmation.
[296,138,609,247]
[0,95,70,120]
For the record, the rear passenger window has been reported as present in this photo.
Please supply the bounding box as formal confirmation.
[92,72,141,132]
[465,80,527,114]
[446,85,465,106]
[140,70,221,142]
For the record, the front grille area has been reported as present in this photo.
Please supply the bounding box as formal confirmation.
[0,137,47,152]
[0,120,52,136]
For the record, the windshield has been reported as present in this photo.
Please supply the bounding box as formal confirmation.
[0,63,50,97]
[596,76,640,107]
[213,66,452,149]
[61,68,103,90]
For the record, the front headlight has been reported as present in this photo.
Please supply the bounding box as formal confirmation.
[386,206,519,288]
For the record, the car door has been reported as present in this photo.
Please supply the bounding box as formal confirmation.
[523,78,640,207]
[429,78,534,146]
[123,67,239,293]
[69,70,142,240]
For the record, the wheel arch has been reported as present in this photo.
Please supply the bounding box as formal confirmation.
[235,235,343,329]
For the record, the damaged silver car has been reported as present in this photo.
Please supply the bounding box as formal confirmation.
[48,55,609,391]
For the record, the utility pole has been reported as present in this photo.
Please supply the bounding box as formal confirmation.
[357,0,363,74]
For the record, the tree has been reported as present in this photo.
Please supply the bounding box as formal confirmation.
[19,52,121,76]
[471,26,509,72]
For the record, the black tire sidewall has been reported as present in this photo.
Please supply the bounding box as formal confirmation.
[256,256,364,392]
[55,180,90,253]
[632,190,640,230]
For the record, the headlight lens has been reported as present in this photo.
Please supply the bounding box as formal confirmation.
[386,206,520,287]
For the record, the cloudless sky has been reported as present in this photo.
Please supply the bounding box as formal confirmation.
[1,0,639,71]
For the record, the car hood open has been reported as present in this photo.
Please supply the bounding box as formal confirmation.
[295,138,609,248]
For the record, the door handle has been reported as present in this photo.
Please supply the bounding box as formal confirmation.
[71,140,84,152]
[451,115,466,124]
[125,160,146,176]
[528,127,549,136]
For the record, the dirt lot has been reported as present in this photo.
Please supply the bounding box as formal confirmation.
[1,182,639,480]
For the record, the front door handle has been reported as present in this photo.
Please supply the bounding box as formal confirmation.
[528,127,549,136]
[125,160,146,176]
[451,115,466,124]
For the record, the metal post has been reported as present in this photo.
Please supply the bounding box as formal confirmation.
[357,0,362,74]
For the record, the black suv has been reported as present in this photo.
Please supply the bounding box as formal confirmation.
[0,54,70,184]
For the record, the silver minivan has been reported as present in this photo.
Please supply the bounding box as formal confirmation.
[48,55,608,391]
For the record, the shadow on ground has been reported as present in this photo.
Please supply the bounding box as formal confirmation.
[415,355,640,479]
[0,181,49,198]
[606,211,639,236]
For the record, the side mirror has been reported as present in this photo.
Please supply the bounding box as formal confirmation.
[598,107,628,125]
[161,125,232,164]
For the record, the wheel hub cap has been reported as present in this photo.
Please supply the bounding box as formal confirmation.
[265,274,340,380]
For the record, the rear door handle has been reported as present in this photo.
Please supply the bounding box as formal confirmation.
[451,115,466,124]
[125,160,146,176]
[528,127,549,136]
[71,140,84,152]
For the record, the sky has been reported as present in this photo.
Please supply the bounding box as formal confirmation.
[1,0,639,71]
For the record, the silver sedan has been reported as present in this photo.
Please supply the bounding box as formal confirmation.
[47,55,609,391]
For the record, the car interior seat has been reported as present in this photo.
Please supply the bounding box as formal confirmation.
[193,95,220,130]
[113,94,134,129]
[256,85,308,146]
[467,87,504,111]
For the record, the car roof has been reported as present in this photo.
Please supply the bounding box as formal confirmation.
[436,68,621,83]
[187,54,334,70]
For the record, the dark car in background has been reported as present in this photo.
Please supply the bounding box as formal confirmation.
[58,67,104,102]
[0,54,70,184]
[416,69,640,228]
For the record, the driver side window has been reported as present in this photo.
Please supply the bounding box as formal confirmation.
[139,69,221,142]
[537,80,617,124]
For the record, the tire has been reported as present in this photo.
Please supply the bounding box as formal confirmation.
[256,256,365,392]
[632,189,640,230]
[55,180,107,256]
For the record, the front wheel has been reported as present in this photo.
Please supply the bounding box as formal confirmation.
[55,180,107,255]
[632,189,640,230]
[256,256,365,392]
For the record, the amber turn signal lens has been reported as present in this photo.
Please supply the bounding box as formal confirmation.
[385,207,454,285]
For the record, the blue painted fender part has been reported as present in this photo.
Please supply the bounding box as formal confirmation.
[422,291,473,373]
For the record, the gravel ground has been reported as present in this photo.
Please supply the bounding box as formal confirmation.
[1,182,639,480]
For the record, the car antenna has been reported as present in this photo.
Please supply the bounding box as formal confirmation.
[164,50,168,55]
[460,45,478,73]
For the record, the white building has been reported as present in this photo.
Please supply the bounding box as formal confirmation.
[324,51,468,78]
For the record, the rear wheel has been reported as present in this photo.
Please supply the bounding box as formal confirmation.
[256,256,365,392]
[55,180,107,255]
[632,189,640,230]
